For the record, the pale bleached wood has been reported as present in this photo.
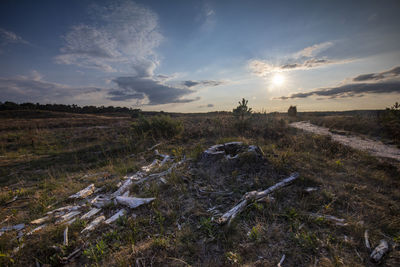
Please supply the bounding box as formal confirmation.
[364,230,371,250]
[370,239,389,262]
[218,173,299,225]
[63,226,68,246]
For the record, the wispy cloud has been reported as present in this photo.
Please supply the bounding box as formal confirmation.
[293,42,333,58]
[353,66,400,81]
[249,41,353,76]
[55,0,162,74]
[182,80,225,88]
[277,66,400,100]
[0,28,28,53]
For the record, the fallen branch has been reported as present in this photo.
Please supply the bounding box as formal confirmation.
[308,213,347,226]
[364,230,371,251]
[277,254,285,267]
[81,215,105,233]
[69,184,95,199]
[105,209,126,224]
[218,173,299,225]
[370,240,389,262]
[64,226,68,246]
[116,196,155,208]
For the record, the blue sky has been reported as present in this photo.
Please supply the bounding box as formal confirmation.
[0,0,399,112]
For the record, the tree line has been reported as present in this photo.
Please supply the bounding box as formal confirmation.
[0,101,141,115]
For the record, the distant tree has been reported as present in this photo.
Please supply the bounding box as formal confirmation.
[233,98,252,132]
[288,105,297,117]
[233,98,252,121]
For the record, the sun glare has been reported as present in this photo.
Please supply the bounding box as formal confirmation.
[272,73,285,86]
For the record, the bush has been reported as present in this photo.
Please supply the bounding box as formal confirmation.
[288,106,297,117]
[131,115,184,139]
[380,102,400,145]
[233,98,252,132]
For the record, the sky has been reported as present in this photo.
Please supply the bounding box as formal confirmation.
[0,0,399,112]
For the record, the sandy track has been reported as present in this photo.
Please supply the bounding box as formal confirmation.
[290,121,400,161]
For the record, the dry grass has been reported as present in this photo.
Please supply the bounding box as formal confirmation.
[0,111,399,266]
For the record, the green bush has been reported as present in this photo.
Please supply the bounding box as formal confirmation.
[131,115,184,139]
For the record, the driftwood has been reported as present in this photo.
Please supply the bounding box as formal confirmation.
[135,158,186,185]
[116,196,155,208]
[61,247,82,264]
[0,223,25,233]
[105,209,126,224]
[218,173,299,225]
[69,184,95,199]
[80,208,101,220]
[31,216,50,225]
[112,179,133,197]
[27,224,47,235]
[364,230,371,250]
[308,213,347,226]
[90,195,112,208]
[277,254,285,267]
[56,211,81,224]
[81,215,105,233]
[64,226,68,246]
[47,205,80,215]
[370,240,389,262]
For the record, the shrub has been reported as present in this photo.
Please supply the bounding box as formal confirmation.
[380,102,400,144]
[233,98,252,132]
[288,105,297,117]
[131,115,184,139]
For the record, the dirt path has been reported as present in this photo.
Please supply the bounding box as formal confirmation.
[290,121,400,161]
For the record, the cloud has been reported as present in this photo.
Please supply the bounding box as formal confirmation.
[277,66,400,100]
[198,3,216,32]
[108,76,199,105]
[0,74,102,103]
[0,28,28,53]
[198,103,214,108]
[182,80,225,88]
[249,58,352,76]
[353,66,400,81]
[277,81,400,100]
[293,42,333,58]
[55,0,162,73]
[249,41,354,77]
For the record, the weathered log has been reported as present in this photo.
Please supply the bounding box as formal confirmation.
[90,195,112,208]
[364,230,371,250]
[308,213,347,226]
[277,254,285,267]
[30,216,50,224]
[0,223,25,233]
[218,173,299,225]
[81,215,105,233]
[63,226,68,246]
[80,208,101,220]
[105,209,126,224]
[141,159,160,173]
[112,179,133,197]
[69,184,95,199]
[27,224,47,235]
[56,211,81,224]
[370,240,389,262]
[116,196,155,208]
[47,205,80,215]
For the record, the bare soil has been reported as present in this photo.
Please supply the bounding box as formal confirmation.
[290,121,400,161]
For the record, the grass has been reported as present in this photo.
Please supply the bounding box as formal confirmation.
[0,110,399,266]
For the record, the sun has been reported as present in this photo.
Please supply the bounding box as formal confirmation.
[272,73,285,86]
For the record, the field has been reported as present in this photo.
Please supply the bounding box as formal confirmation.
[0,110,399,266]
